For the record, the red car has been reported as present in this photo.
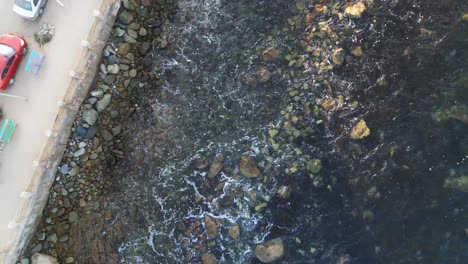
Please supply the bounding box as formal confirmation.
[0,34,27,90]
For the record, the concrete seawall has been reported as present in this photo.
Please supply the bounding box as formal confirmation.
[1,0,120,263]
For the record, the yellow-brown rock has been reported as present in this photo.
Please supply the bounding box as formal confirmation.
[207,156,224,178]
[332,48,345,65]
[204,216,219,239]
[305,12,315,24]
[256,66,272,83]
[262,47,281,62]
[202,254,218,264]
[239,156,260,178]
[351,119,371,139]
[352,46,363,57]
[254,238,285,263]
[321,98,337,111]
[345,2,366,18]
[228,225,240,240]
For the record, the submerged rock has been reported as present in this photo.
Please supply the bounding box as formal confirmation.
[204,216,219,239]
[228,225,240,240]
[332,48,345,65]
[307,159,322,173]
[344,2,366,18]
[277,186,291,199]
[434,105,468,123]
[256,66,272,83]
[262,47,281,62]
[239,156,260,178]
[202,254,218,264]
[254,238,285,263]
[352,46,363,57]
[207,156,224,178]
[444,175,468,192]
[351,119,371,139]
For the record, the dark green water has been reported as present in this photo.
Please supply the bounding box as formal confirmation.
[109,0,468,263]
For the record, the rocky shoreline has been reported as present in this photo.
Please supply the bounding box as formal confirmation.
[18,0,468,263]
[20,0,177,263]
[20,1,377,263]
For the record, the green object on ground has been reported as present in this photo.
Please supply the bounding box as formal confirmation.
[0,119,16,143]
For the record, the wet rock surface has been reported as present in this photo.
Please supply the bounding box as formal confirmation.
[23,0,178,263]
[254,238,285,263]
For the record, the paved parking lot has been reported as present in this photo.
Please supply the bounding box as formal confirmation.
[0,0,100,261]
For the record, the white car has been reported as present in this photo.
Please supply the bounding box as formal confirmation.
[13,0,47,20]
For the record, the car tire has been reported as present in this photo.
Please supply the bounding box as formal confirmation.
[39,8,44,15]
[22,48,27,56]
[9,79,14,86]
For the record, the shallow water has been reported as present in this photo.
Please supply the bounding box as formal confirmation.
[108,0,468,263]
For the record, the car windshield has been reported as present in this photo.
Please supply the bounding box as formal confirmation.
[1,68,8,80]
[15,0,33,11]
[0,44,15,58]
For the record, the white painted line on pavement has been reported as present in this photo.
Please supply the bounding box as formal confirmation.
[0,92,28,102]
[56,0,65,7]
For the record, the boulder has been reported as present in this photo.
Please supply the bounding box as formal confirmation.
[118,10,134,24]
[129,69,137,77]
[141,0,151,6]
[262,47,280,62]
[117,42,132,56]
[139,42,152,55]
[306,159,322,173]
[85,126,97,139]
[332,48,345,65]
[114,27,126,37]
[68,211,79,222]
[202,254,217,264]
[139,27,148,36]
[30,253,58,264]
[96,94,112,112]
[344,2,366,17]
[254,238,285,263]
[74,125,87,138]
[445,175,468,192]
[73,148,86,157]
[107,54,117,65]
[107,64,120,74]
[90,89,104,98]
[350,119,370,139]
[82,109,98,125]
[204,216,219,239]
[124,35,137,44]
[122,0,135,10]
[255,66,272,83]
[101,130,113,141]
[352,46,363,57]
[207,156,224,178]
[127,29,138,39]
[277,186,291,199]
[228,225,240,240]
[239,156,260,178]
[128,22,140,30]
